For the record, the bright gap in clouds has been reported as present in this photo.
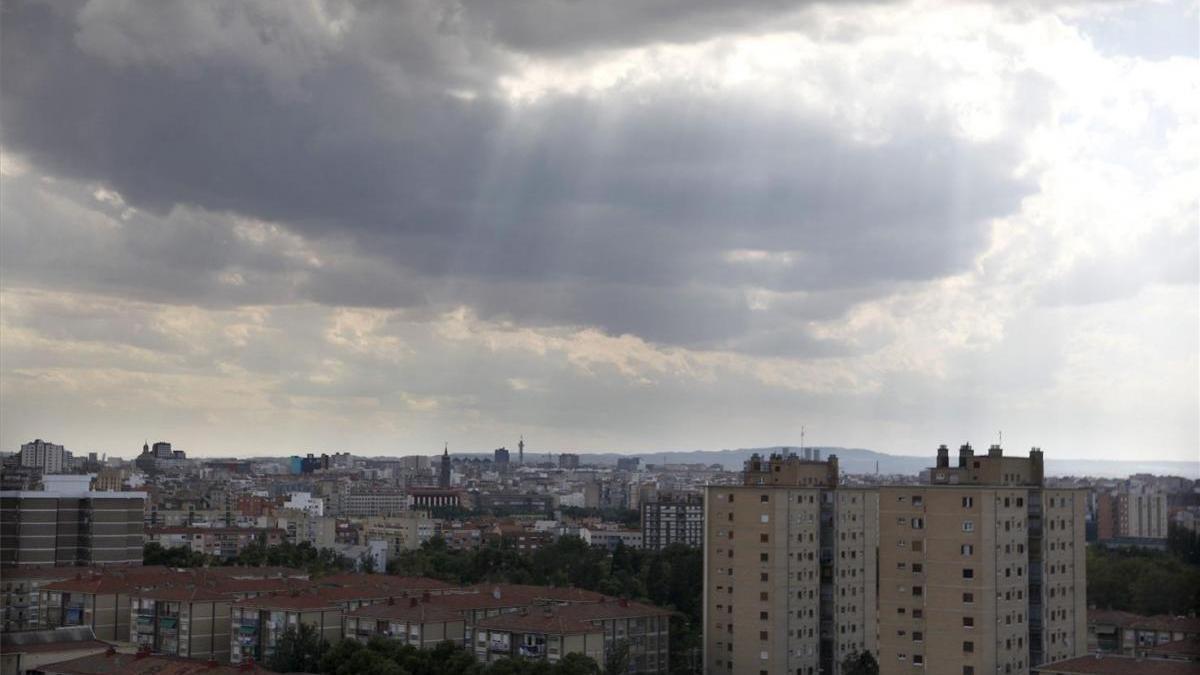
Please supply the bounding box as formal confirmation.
[0,0,1195,463]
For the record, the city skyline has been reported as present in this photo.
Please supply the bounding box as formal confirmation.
[2,1,1197,462]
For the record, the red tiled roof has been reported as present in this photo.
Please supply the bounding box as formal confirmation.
[4,640,111,655]
[1089,609,1200,635]
[1145,637,1200,659]
[130,585,231,603]
[316,573,451,590]
[0,566,107,580]
[557,599,674,621]
[346,599,463,624]
[42,566,303,596]
[231,591,344,611]
[474,609,602,636]
[1035,654,1200,675]
[43,576,152,595]
[462,584,609,605]
[35,651,270,674]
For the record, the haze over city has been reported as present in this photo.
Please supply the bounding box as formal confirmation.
[2,1,1197,462]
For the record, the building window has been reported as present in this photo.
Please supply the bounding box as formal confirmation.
[760,631,769,641]
[962,569,974,579]
[963,617,974,627]
[962,521,974,533]
[963,641,974,653]
[961,544,974,556]
[912,563,923,573]
[760,534,769,543]
[963,592,974,603]
[760,495,770,503]
[963,668,975,675]
[962,496,974,508]
[761,553,769,562]
[912,496,923,506]
[913,632,924,642]
[912,586,923,596]
[911,518,924,529]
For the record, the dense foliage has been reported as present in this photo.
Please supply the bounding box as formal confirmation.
[269,623,328,673]
[143,542,216,567]
[1168,522,1200,566]
[388,537,702,674]
[143,540,355,575]
[316,638,601,675]
[1087,544,1200,615]
[841,650,880,675]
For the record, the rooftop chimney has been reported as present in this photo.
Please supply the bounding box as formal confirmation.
[988,444,1003,458]
[958,443,974,468]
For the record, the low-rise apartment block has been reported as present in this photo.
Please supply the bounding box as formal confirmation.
[473,608,605,665]
[344,597,466,647]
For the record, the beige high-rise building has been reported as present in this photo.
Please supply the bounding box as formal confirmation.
[878,444,1086,675]
[704,450,878,675]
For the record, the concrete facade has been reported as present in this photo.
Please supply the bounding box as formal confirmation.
[877,446,1087,675]
[0,488,145,568]
[641,492,704,550]
[704,453,878,675]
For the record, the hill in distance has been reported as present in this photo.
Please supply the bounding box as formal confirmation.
[571,446,1199,479]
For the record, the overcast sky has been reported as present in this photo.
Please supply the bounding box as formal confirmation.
[1,0,1196,462]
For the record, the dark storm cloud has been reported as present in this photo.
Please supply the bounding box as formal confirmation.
[1,0,1033,351]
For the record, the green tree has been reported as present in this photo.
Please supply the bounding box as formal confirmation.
[268,622,326,673]
[603,639,631,675]
[554,653,602,675]
[143,542,215,567]
[841,650,880,675]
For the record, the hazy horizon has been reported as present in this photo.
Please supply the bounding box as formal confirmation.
[2,1,1197,463]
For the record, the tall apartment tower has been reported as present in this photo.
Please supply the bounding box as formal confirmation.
[878,445,1086,675]
[0,475,145,567]
[704,451,878,675]
[19,439,68,474]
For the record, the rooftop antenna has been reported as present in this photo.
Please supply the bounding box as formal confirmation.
[800,425,805,454]
[998,430,1002,447]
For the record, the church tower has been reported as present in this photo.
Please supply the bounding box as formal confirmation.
[439,443,451,488]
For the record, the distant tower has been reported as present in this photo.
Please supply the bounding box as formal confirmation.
[142,441,149,455]
[439,443,451,489]
[518,436,525,466]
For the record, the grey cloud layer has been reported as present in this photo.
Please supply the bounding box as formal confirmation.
[1,0,1032,352]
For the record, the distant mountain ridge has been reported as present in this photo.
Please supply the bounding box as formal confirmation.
[537,446,1198,479]
[414,444,1195,479]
